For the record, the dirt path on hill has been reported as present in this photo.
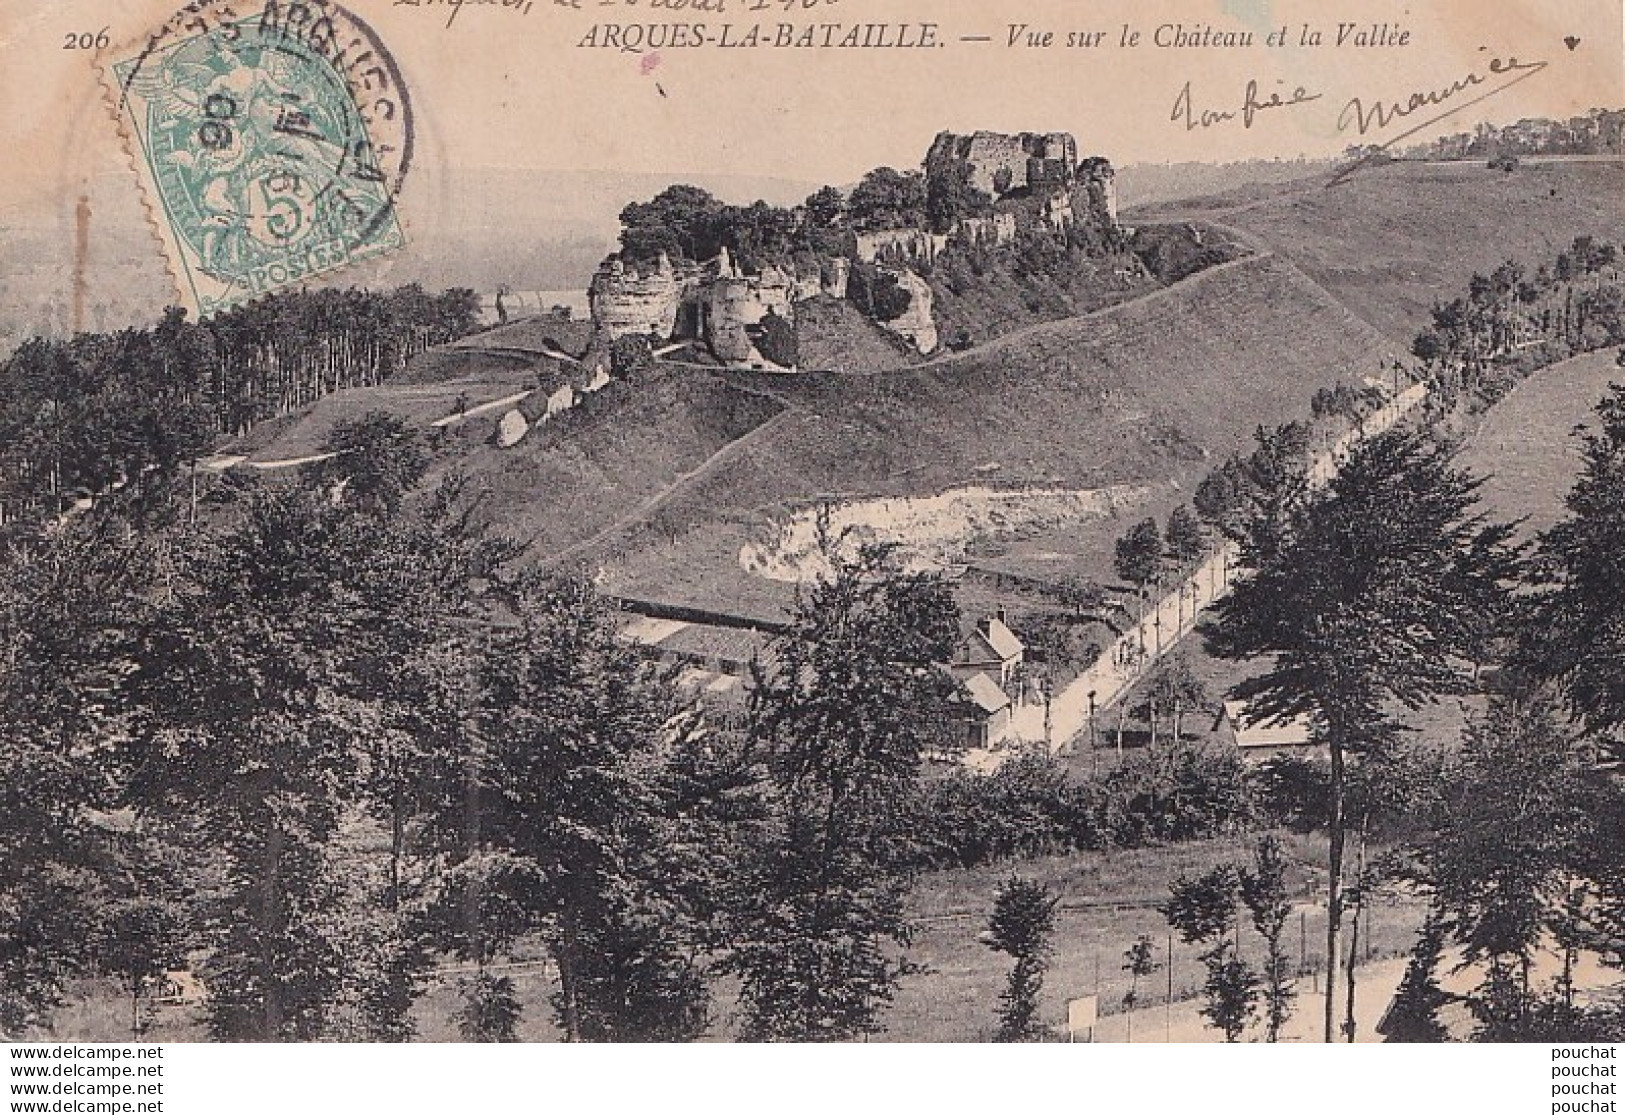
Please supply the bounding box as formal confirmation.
[896,248,1275,376]
[542,409,797,569]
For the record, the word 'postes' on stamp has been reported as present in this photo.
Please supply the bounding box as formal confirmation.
[106,0,413,317]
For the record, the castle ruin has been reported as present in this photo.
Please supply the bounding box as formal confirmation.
[587,129,1118,368]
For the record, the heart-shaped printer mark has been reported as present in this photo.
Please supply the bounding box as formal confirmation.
[1565,35,1581,50]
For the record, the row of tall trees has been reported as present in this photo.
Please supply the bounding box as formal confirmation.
[0,286,480,527]
[1400,109,1625,161]
[1411,237,1622,410]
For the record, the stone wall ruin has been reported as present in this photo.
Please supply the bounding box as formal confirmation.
[586,129,1119,368]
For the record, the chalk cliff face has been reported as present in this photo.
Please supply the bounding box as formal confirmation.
[881,267,938,355]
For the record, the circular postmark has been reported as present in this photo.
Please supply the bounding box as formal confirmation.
[109,0,413,312]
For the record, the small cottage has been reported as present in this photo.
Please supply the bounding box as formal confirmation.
[951,610,1025,688]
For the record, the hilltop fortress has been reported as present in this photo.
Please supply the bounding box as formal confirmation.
[588,130,1119,369]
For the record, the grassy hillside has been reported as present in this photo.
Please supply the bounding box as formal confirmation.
[567,254,1399,613]
[244,160,1618,619]
[1116,157,1337,210]
[1458,347,1624,541]
[230,368,539,461]
[794,295,916,373]
[1161,159,1625,344]
[428,366,787,562]
[240,252,1394,616]
[927,247,1159,353]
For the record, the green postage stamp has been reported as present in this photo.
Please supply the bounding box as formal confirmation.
[106,0,412,316]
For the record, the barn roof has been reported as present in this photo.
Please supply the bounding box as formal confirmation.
[655,623,770,667]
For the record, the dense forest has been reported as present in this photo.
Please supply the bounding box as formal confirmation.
[0,285,481,529]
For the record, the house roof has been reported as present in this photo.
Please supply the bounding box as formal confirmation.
[957,616,1024,666]
[981,617,1025,660]
[620,616,690,646]
[963,672,1012,716]
[1222,700,1315,748]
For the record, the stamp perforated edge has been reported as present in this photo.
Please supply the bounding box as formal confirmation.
[95,0,415,320]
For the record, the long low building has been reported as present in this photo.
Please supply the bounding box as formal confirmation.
[618,614,774,703]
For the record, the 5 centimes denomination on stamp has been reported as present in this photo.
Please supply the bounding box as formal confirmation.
[104,0,413,316]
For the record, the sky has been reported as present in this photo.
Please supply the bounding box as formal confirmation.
[0,0,1619,317]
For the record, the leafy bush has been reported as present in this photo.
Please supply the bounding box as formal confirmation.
[610,334,656,379]
[754,310,798,369]
[907,746,1256,870]
[847,263,914,323]
[1248,754,1332,832]
[910,756,1098,868]
[848,166,928,232]
[1099,747,1255,845]
[1130,224,1238,283]
[926,160,993,234]
[1011,227,1068,280]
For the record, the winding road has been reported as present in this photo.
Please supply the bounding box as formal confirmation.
[967,380,1429,770]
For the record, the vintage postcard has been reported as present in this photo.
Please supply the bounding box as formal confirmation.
[1,0,1623,1065]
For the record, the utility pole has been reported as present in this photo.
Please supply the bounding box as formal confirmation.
[1165,930,1174,1043]
[1299,909,1307,981]
[1088,690,1098,777]
[1044,683,1054,755]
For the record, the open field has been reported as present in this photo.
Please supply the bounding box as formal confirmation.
[1156,159,1625,344]
[224,368,541,462]
[888,834,1425,1043]
[1459,347,1625,542]
[31,832,1425,1045]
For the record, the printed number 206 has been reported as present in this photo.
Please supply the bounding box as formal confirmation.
[64,27,110,49]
